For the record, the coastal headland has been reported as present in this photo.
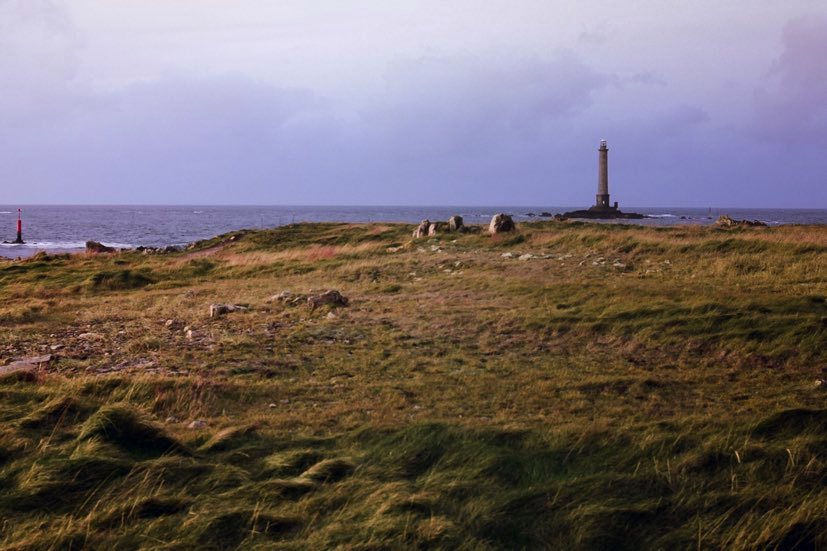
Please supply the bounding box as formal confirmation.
[1,220,825,549]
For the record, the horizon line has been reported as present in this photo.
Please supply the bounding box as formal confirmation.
[1,203,826,211]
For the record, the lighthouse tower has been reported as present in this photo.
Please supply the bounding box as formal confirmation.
[593,139,618,210]
[562,139,642,219]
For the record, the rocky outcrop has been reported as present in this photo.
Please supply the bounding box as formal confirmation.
[415,216,471,237]
[86,241,116,254]
[413,220,430,239]
[308,290,349,310]
[715,215,768,228]
[489,213,515,234]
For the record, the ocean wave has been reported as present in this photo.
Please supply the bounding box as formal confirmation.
[646,214,677,218]
[0,211,12,214]
[0,241,134,250]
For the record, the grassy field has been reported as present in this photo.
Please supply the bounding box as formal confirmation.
[0,220,825,550]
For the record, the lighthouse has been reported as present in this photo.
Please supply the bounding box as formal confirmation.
[561,139,643,219]
[13,209,24,244]
[595,139,611,209]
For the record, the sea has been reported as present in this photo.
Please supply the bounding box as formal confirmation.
[1,205,825,258]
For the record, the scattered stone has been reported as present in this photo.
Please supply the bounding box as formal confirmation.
[275,291,311,306]
[518,253,534,261]
[209,304,249,317]
[501,252,514,258]
[0,364,37,382]
[815,379,827,389]
[267,291,296,303]
[489,213,516,234]
[184,327,203,341]
[613,262,627,268]
[448,215,464,232]
[0,355,51,381]
[3,355,52,370]
[85,241,116,254]
[49,344,63,351]
[326,311,337,320]
[308,290,349,311]
[413,220,430,239]
[78,332,104,340]
[187,419,208,429]
[164,319,185,330]
[715,215,768,228]
[165,416,179,423]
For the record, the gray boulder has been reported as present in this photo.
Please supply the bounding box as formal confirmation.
[308,289,349,310]
[448,215,464,232]
[489,213,516,234]
[413,220,430,239]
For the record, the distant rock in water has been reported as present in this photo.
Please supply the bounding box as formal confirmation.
[86,241,116,254]
[715,215,768,228]
[489,214,515,234]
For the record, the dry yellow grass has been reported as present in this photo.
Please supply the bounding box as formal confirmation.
[0,220,824,549]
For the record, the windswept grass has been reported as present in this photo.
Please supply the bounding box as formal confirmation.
[0,220,825,548]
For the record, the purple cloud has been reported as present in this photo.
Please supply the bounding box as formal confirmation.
[753,15,827,146]
[0,3,825,208]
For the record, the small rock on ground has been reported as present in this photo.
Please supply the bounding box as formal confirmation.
[209,304,249,317]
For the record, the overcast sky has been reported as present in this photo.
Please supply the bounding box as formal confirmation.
[1,0,825,207]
